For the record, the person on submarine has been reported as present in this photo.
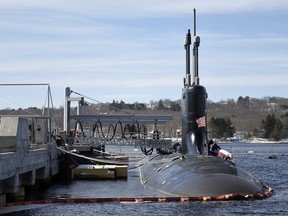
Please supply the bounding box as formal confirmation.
[208,139,233,161]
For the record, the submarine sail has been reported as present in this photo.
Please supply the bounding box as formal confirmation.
[139,9,272,200]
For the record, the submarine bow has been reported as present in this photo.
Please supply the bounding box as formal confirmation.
[139,9,272,200]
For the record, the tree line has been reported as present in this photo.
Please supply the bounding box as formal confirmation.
[2,96,288,141]
[99,96,288,141]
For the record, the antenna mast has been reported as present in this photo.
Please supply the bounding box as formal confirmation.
[184,29,191,86]
[193,8,200,85]
[194,8,196,37]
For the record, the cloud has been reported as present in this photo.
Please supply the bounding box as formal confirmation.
[1,0,288,17]
[1,0,288,108]
[203,74,288,87]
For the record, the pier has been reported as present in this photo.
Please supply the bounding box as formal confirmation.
[0,116,59,204]
[0,85,174,205]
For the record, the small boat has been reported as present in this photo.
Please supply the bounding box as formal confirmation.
[72,164,128,180]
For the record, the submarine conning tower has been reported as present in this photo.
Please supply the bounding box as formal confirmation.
[181,11,207,155]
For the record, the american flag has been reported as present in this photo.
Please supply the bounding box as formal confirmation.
[196,116,206,128]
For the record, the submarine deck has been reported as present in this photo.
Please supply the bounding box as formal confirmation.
[139,152,271,198]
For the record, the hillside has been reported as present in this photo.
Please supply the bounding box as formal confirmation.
[1,96,288,139]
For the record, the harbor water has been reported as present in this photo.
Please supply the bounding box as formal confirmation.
[1,143,288,216]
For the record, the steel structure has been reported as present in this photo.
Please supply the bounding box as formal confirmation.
[63,87,174,149]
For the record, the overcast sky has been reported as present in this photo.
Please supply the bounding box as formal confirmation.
[1,0,288,109]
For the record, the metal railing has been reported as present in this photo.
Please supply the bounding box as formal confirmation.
[70,136,173,149]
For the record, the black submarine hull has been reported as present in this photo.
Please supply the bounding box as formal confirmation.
[139,154,267,197]
[139,10,272,200]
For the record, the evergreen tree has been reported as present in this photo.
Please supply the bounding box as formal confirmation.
[157,99,165,110]
[262,114,284,140]
[209,117,235,138]
[170,101,181,111]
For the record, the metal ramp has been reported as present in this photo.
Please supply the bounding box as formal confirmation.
[62,87,175,155]
[72,136,173,148]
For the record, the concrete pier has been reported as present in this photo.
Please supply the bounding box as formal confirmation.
[0,116,59,204]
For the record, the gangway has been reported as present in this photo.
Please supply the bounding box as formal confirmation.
[62,87,175,154]
[71,137,173,148]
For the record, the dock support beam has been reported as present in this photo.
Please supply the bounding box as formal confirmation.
[63,87,71,133]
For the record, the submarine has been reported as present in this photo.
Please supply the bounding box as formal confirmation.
[139,9,272,200]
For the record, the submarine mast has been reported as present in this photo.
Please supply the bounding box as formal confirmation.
[181,8,207,155]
